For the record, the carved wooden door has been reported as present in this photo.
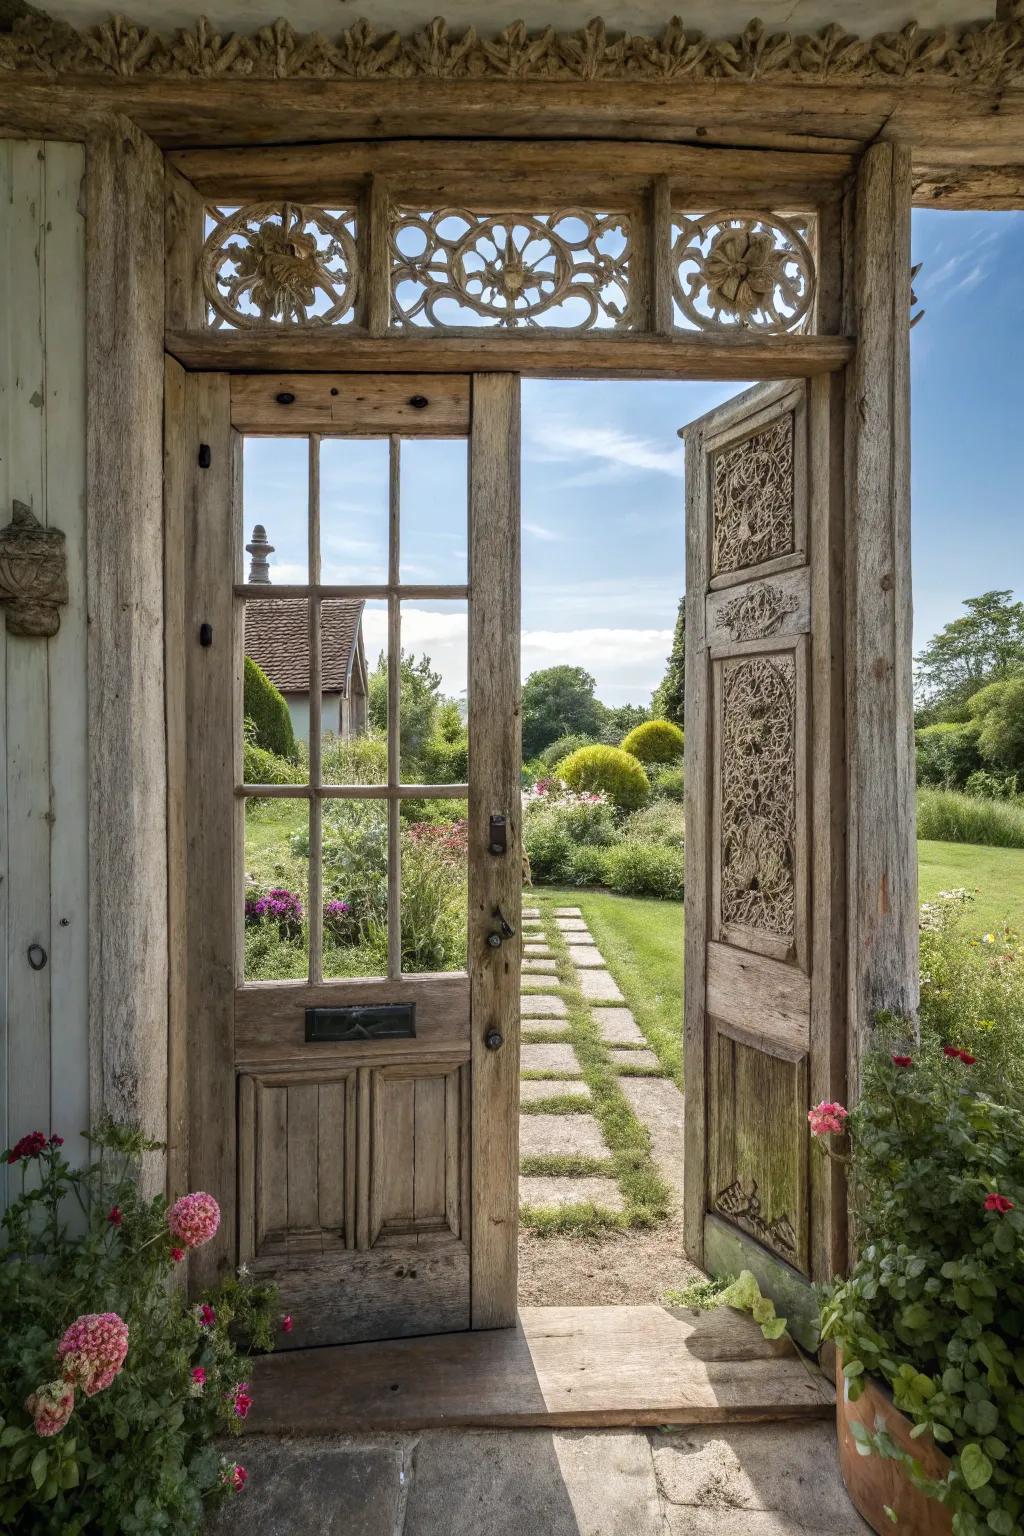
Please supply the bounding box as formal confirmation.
[170,367,521,1347]
[681,379,845,1332]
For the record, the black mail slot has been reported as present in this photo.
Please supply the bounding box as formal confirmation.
[305,1004,416,1043]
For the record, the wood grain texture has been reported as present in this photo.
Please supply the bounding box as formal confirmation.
[234,973,470,1065]
[707,943,810,1060]
[245,1303,833,1432]
[86,119,167,1191]
[163,162,205,330]
[468,373,522,1328]
[913,162,1024,211]
[168,330,853,381]
[844,142,918,1097]
[230,373,471,435]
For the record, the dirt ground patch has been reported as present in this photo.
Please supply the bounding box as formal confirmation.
[518,1217,702,1306]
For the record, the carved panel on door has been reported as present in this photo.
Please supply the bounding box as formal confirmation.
[366,1062,468,1251]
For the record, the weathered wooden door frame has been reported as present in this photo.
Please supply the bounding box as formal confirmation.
[166,366,522,1331]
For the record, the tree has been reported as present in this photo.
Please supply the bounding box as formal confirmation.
[603,702,650,740]
[368,649,443,768]
[521,665,605,759]
[652,596,685,727]
[914,591,1024,721]
[968,675,1024,773]
[243,656,296,760]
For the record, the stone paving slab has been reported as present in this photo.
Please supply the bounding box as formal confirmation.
[208,1437,407,1535]
[521,958,558,974]
[619,1076,684,1200]
[520,993,567,1017]
[524,943,554,957]
[520,1077,591,1103]
[577,968,624,1002]
[522,1019,570,1037]
[521,907,540,918]
[612,1047,661,1071]
[555,917,589,932]
[519,1112,608,1160]
[553,906,582,916]
[518,1177,626,1215]
[593,1006,645,1045]
[563,929,596,945]
[521,1043,581,1076]
[567,944,605,968]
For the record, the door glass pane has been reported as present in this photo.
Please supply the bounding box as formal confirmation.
[320,598,387,786]
[400,798,468,974]
[322,799,388,979]
[243,799,310,981]
[242,437,309,585]
[320,438,389,586]
[400,439,468,583]
[398,599,468,783]
[242,597,309,784]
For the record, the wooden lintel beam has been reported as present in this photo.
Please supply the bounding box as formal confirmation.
[912,162,1024,211]
[166,331,853,381]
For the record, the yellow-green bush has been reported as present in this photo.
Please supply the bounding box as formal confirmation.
[559,744,649,811]
[621,719,684,764]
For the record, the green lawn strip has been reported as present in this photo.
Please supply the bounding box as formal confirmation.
[519,1202,624,1237]
[519,1095,594,1115]
[535,885,684,1090]
[521,1027,572,1045]
[517,909,672,1236]
[614,1063,669,1078]
[918,839,1024,933]
[520,1154,614,1177]
[521,1069,580,1081]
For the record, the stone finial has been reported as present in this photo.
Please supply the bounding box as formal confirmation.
[0,500,68,638]
[246,524,274,584]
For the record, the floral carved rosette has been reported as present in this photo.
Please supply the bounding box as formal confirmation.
[673,211,816,332]
[202,202,359,328]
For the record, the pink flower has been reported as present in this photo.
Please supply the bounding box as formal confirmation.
[891,1054,913,1069]
[224,1463,247,1493]
[107,1205,122,1227]
[191,1367,206,1385]
[959,1051,976,1065]
[7,1130,47,1163]
[281,1314,293,1334]
[49,1134,64,1147]
[170,1247,186,1264]
[984,1193,1015,1215]
[25,1380,75,1437]
[57,1312,129,1397]
[807,1101,848,1137]
[168,1191,221,1250]
[943,1045,977,1065]
[231,1382,254,1419]
[197,1303,216,1328]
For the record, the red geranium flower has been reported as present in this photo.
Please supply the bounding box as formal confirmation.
[280,1314,293,1334]
[170,1247,186,1264]
[107,1206,122,1227]
[959,1051,976,1065]
[891,1054,913,1069]
[7,1131,48,1163]
[984,1193,1015,1215]
[943,1045,961,1058]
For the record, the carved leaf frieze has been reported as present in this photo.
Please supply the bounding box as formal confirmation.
[719,653,797,941]
[712,415,795,577]
[714,1177,798,1260]
[715,582,800,642]
[1,13,1022,85]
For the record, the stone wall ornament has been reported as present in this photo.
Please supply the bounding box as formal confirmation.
[0,501,69,638]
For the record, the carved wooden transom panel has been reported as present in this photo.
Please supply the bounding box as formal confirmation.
[673,211,815,333]
[202,202,360,328]
[719,653,796,941]
[711,415,795,577]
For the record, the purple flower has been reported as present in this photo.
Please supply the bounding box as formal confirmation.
[244,887,304,937]
[325,899,351,918]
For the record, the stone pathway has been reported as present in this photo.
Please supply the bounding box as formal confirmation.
[518,901,686,1225]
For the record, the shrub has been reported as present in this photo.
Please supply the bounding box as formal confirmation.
[915,720,980,789]
[968,675,1024,773]
[566,845,610,886]
[559,745,649,811]
[963,769,1023,801]
[602,841,684,899]
[624,799,685,849]
[649,764,685,802]
[0,1120,283,1535]
[522,787,622,884]
[395,835,467,972]
[621,719,684,765]
[243,657,296,761]
[242,737,303,788]
[917,787,1024,848]
[320,731,388,787]
[539,733,600,773]
[818,1042,1024,1535]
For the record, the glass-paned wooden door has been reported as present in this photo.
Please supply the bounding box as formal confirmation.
[171,369,521,1347]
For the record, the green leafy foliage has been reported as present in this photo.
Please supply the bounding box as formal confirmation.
[243,657,296,761]
[915,591,1024,721]
[602,841,684,898]
[917,789,1024,849]
[367,649,444,773]
[916,720,982,790]
[649,764,685,802]
[521,666,606,759]
[522,793,621,884]
[651,595,685,728]
[420,701,469,784]
[719,1270,789,1341]
[0,1121,281,1535]
[818,1041,1024,1536]
[539,733,601,773]
[969,677,1024,775]
[621,718,685,765]
[559,744,650,811]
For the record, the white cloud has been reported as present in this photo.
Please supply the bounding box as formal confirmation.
[522,625,672,703]
[526,416,682,481]
[523,520,563,543]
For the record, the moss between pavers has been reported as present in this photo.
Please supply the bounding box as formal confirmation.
[519,1094,594,1115]
[517,905,673,1237]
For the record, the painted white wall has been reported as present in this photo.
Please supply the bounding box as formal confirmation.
[0,142,89,1199]
[285,692,344,746]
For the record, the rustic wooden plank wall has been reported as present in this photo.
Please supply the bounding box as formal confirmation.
[0,140,89,1192]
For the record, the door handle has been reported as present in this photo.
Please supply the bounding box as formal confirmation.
[485,1029,503,1051]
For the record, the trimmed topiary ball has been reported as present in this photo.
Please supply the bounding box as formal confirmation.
[559,744,649,811]
[621,718,685,765]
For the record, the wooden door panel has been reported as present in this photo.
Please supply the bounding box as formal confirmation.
[368,1063,468,1249]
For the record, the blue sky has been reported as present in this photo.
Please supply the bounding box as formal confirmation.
[243,208,1023,707]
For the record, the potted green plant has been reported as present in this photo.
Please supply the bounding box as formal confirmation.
[812,1036,1024,1536]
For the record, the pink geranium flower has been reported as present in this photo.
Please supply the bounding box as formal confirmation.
[984,1193,1015,1215]
[25,1380,75,1437]
[807,1101,848,1137]
[197,1303,216,1328]
[168,1191,221,1249]
[231,1381,254,1419]
[170,1246,186,1264]
[224,1463,247,1493]
[280,1314,293,1334]
[891,1054,913,1069]
[57,1312,129,1397]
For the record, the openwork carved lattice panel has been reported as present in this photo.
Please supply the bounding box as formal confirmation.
[673,212,816,333]
[389,207,635,331]
[202,203,359,328]
[718,653,797,942]
[711,415,795,577]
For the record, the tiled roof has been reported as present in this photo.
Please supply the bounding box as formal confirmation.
[244,597,364,694]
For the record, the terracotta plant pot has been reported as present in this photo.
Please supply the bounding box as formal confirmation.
[835,1352,953,1536]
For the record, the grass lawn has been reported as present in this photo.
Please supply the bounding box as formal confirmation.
[918,839,1024,933]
